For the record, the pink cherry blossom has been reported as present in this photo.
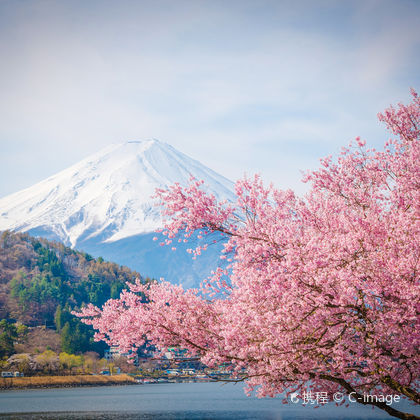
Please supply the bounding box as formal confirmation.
[76,91,419,419]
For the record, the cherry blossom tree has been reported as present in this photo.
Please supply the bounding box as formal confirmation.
[77,91,419,419]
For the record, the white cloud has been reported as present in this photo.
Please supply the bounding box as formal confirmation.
[0,0,419,197]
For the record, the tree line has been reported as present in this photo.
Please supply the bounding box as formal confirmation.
[0,231,150,359]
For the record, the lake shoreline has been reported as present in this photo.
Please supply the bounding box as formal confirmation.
[1,382,407,419]
[0,374,136,390]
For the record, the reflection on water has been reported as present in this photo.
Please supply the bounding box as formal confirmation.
[0,382,416,420]
[0,411,282,420]
[0,412,272,420]
[0,413,392,420]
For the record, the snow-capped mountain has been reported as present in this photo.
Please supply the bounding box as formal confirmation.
[0,140,235,287]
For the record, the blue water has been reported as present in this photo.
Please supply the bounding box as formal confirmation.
[0,382,418,419]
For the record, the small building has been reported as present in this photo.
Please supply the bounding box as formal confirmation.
[104,346,120,361]
[104,345,138,366]
[163,347,188,360]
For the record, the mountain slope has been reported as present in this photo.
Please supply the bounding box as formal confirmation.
[0,230,143,355]
[0,140,234,287]
[0,230,142,323]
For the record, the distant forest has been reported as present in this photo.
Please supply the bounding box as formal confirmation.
[0,230,150,358]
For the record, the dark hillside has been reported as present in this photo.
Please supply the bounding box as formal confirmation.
[0,230,149,356]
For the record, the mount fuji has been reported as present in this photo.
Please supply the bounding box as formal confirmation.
[0,140,235,288]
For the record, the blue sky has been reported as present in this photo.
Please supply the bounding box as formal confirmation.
[0,0,419,197]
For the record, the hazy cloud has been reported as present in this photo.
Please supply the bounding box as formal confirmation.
[0,0,419,196]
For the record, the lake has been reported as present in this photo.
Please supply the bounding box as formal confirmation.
[0,382,417,419]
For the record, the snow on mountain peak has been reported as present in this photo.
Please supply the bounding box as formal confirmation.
[0,140,235,249]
